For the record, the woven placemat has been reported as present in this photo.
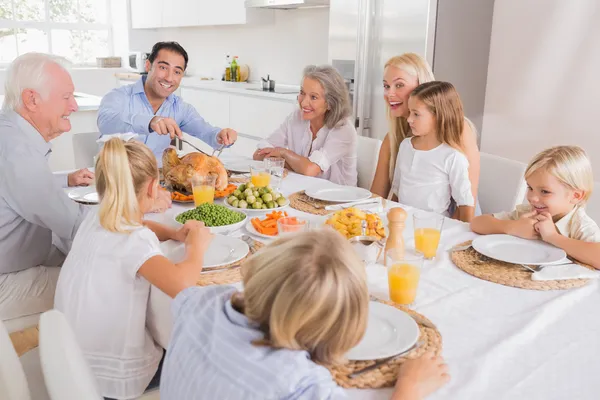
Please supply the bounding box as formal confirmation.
[451,240,592,290]
[197,240,265,286]
[328,298,442,389]
[228,169,289,184]
[289,191,379,216]
[9,325,39,357]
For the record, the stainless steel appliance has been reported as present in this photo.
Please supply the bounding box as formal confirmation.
[128,51,150,73]
[329,0,494,140]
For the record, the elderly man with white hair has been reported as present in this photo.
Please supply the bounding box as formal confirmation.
[0,52,92,322]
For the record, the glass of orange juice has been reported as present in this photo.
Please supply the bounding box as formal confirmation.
[250,165,271,188]
[386,249,424,306]
[413,212,444,260]
[191,175,216,206]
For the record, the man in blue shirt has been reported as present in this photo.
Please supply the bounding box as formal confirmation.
[97,41,237,163]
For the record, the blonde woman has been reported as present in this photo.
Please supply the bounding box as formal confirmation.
[371,53,480,211]
[160,229,450,399]
[54,138,213,400]
[472,146,600,269]
[253,65,357,186]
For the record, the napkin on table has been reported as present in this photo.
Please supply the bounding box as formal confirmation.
[531,263,600,281]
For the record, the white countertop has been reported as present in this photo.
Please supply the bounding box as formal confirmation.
[0,92,101,112]
[115,72,299,102]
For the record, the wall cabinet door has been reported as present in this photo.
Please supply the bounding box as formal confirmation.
[181,88,230,130]
[130,0,163,29]
[228,96,296,139]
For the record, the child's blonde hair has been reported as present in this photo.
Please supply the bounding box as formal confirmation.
[409,81,465,152]
[384,53,435,180]
[525,145,594,205]
[233,229,368,365]
[95,138,158,233]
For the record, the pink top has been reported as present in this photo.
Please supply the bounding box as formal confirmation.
[257,109,358,186]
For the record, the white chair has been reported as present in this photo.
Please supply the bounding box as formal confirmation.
[72,132,101,169]
[357,136,382,190]
[478,152,528,215]
[3,314,41,334]
[0,319,31,400]
[585,181,600,224]
[39,310,160,400]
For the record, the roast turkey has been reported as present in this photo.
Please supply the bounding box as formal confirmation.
[162,148,228,192]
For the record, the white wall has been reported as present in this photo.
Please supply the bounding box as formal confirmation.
[128,8,329,85]
[481,0,600,174]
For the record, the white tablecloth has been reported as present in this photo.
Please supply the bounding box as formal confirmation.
[145,160,600,400]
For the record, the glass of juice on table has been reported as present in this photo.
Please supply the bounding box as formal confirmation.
[413,212,444,260]
[192,175,216,206]
[386,249,423,306]
[265,157,285,191]
[250,165,271,188]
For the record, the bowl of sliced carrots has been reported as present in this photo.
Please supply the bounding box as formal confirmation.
[247,211,307,238]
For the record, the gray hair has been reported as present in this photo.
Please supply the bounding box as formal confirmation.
[2,52,72,111]
[302,65,352,129]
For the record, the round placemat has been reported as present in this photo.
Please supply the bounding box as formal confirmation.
[197,240,264,286]
[328,298,442,389]
[451,240,591,290]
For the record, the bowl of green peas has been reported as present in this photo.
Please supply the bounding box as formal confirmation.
[174,203,247,234]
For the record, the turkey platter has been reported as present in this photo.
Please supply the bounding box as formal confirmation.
[162,148,228,192]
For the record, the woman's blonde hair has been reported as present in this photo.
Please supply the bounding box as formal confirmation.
[233,229,368,365]
[95,138,158,233]
[384,53,435,180]
[409,81,465,151]
[525,145,594,205]
[302,65,352,129]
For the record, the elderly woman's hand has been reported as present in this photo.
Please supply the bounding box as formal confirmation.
[258,147,285,158]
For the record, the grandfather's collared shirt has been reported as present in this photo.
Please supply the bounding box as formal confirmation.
[97,77,221,163]
[0,110,87,274]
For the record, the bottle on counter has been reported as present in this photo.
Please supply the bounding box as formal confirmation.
[224,54,231,81]
[230,56,239,82]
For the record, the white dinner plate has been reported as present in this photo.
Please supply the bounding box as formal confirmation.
[222,160,263,174]
[305,186,372,203]
[472,234,567,265]
[67,186,99,204]
[173,210,247,234]
[346,301,420,361]
[161,234,249,270]
[221,198,290,214]
[245,220,278,239]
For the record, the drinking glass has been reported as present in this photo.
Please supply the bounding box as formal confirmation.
[250,165,271,188]
[413,212,444,260]
[192,175,216,206]
[265,157,285,192]
[386,249,424,306]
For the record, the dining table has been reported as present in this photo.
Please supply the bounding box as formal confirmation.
[142,155,600,400]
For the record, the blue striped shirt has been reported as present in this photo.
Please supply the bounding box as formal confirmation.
[161,286,346,400]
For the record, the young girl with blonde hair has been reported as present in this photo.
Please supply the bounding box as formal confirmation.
[390,81,475,222]
[471,145,600,269]
[161,229,449,400]
[371,53,480,204]
[54,138,213,400]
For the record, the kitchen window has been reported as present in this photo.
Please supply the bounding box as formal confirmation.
[0,0,111,65]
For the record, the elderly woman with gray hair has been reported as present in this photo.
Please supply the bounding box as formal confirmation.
[253,65,357,186]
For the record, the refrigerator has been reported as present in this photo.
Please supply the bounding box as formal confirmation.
[329,0,495,141]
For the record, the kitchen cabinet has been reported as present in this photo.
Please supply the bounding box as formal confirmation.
[181,88,230,129]
[228,96,295,139]
[131,0,273,29]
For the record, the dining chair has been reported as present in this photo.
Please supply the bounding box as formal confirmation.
[0,319,32,400]
[479,152,528,214]
[72,132,101,169]
[357,136,382,190]
[585,181,600,224]
[39,310,160,400]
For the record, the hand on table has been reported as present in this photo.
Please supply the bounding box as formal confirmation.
[68,168,94,187]
[150,116,183,140]
[394,352,450,400]
[256,147,285,158]
[507,211,539,240]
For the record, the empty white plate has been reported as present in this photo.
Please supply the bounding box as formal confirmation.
[346,301,420,361]
[161,234,249,270]
[222,160,263,174]
[305,186,372,203]
[67,186,99,204]
[472,234,567,265]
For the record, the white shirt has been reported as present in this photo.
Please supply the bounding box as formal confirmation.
[257,109,358,186]
[55,210,163,400]
[494,204,600,242]
[391,137,474,216]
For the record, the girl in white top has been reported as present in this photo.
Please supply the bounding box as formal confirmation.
[390,81,475,222]
[253,65,357,186]
[472,146,600,270]
[54,138,213,400]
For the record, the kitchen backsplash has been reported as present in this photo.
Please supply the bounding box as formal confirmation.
[129,8,329,85]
